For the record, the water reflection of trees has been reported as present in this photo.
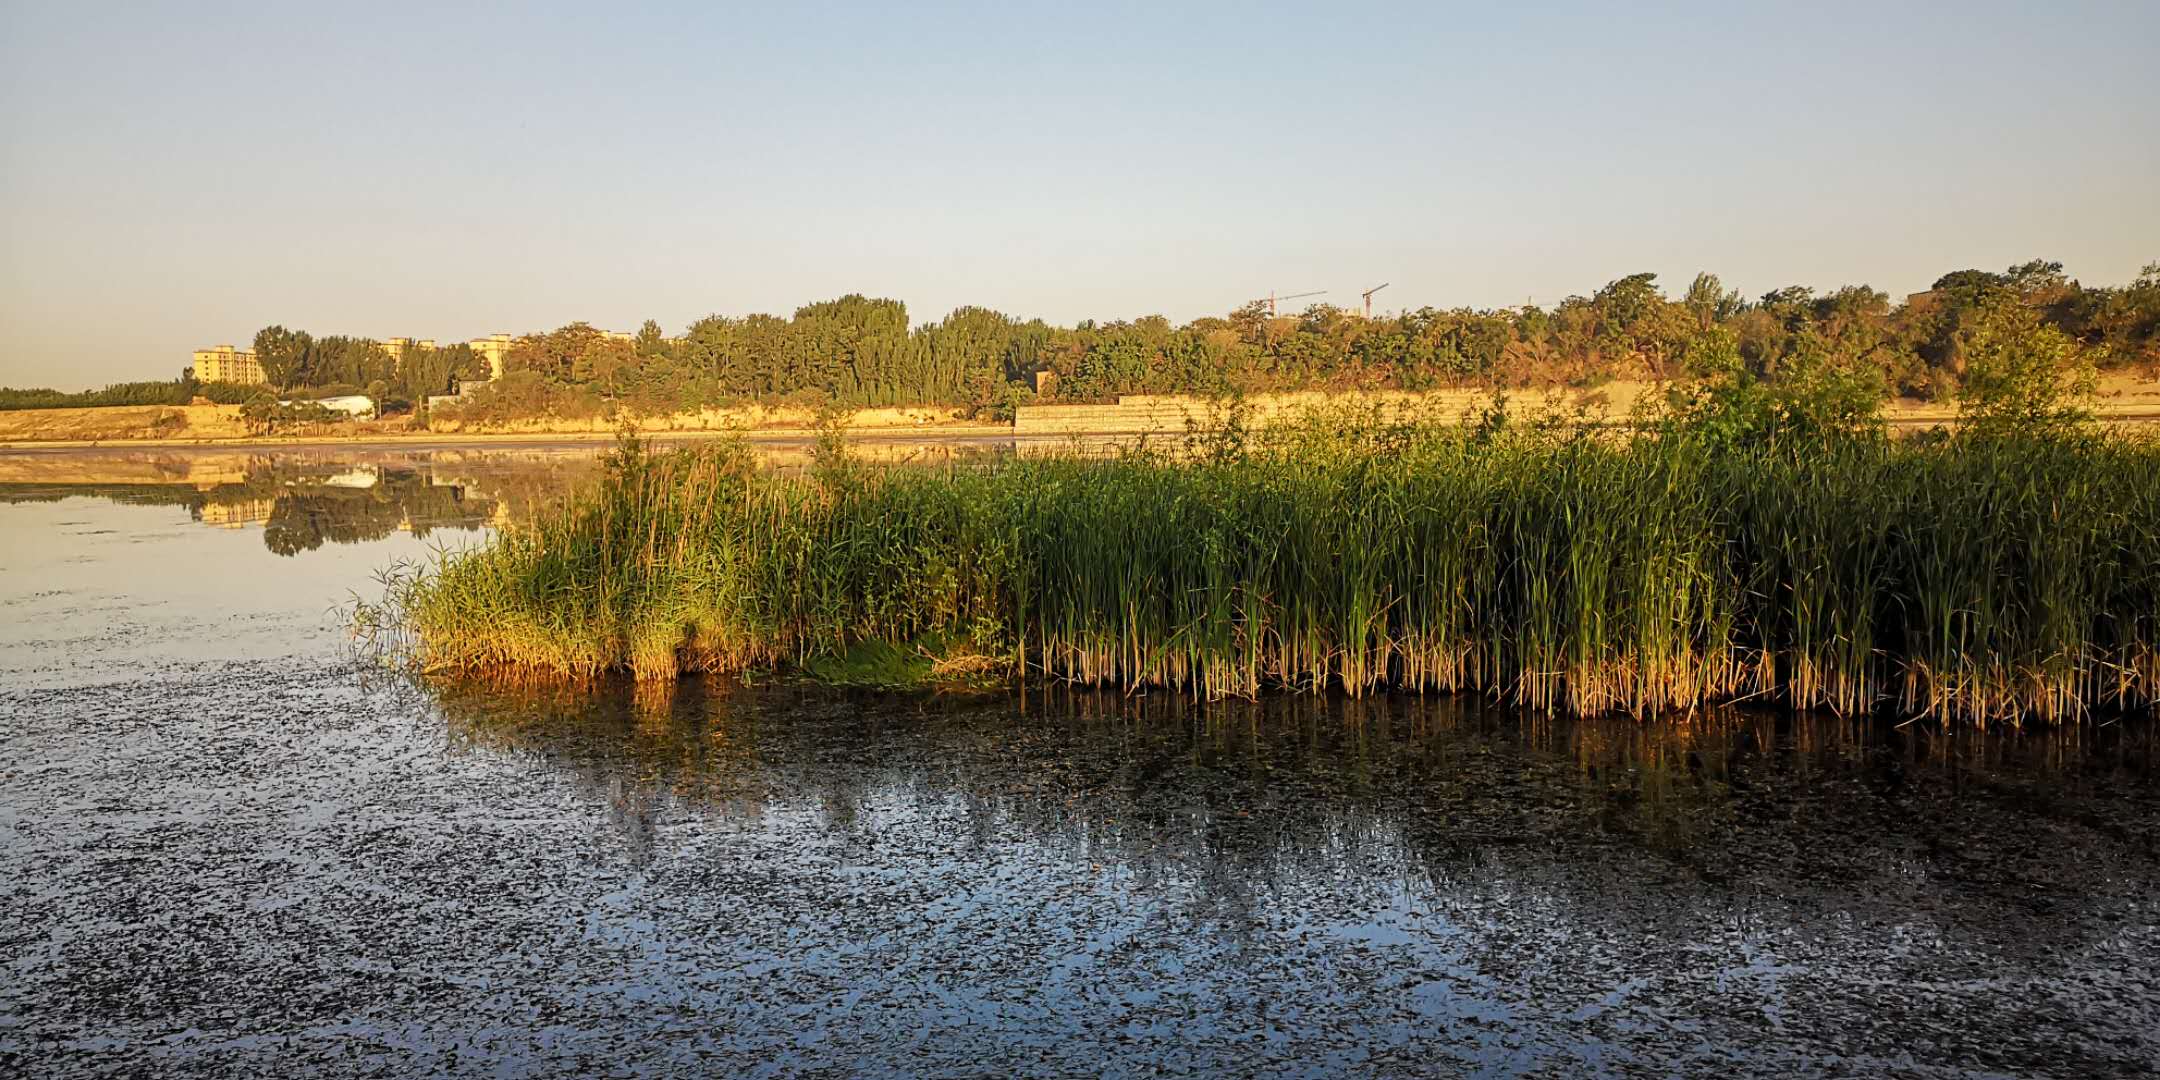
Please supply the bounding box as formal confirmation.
[255,470,497,554]
[425,677,2160,948]
[0,442,1028,558]
[0,460,560,555]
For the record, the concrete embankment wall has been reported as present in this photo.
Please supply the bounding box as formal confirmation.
[1017,383,2160,435]
[1015,389,1585,435]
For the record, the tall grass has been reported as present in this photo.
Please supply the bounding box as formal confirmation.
[382,417,2160,726]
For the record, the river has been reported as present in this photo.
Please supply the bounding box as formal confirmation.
[2,445,2157,1077]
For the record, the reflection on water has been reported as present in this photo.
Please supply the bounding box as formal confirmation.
[381,678,2160,1073]
[0,438,1059,555]
[435,677,2160,943]
[0,448,601,554]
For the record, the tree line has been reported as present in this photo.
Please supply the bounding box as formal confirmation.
[0,373,256,411]
[452,258,2158,421]
[5,258,2153,416]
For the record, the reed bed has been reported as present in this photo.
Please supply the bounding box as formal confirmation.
[385,419,2160,726]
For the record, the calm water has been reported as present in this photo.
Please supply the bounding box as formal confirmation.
[3,446,2158,1078]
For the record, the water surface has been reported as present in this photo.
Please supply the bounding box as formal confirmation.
[3,446,2157,1078]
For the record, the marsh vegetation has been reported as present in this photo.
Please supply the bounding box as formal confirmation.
[377,359,2160,726]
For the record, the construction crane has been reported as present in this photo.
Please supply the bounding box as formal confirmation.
[1361,282,1390,318]
[1257,289,1326,316]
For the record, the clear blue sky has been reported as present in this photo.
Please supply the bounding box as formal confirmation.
[3,0,2155,389]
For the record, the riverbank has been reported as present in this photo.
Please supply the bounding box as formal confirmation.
[0,425,1024,455]
[0,402,1017,450]
[10,375,2160,448]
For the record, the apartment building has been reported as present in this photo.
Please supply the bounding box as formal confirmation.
[191,345,266,385]
[467,334,513,381]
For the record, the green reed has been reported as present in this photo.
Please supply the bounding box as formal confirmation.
[383,418,2160,726]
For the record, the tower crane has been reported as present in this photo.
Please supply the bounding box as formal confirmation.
[1361,282,1390,318]
[1256,289,1327,316]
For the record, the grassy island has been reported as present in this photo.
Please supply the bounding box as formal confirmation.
[375,373,2160,726]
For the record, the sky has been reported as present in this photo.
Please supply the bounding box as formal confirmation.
[2,1,2156,390]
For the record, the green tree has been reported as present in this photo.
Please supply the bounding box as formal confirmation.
[635,319,670,359]
[253,326,313,389]
[1956,294,2095,431]
[1683,272,1745,327]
